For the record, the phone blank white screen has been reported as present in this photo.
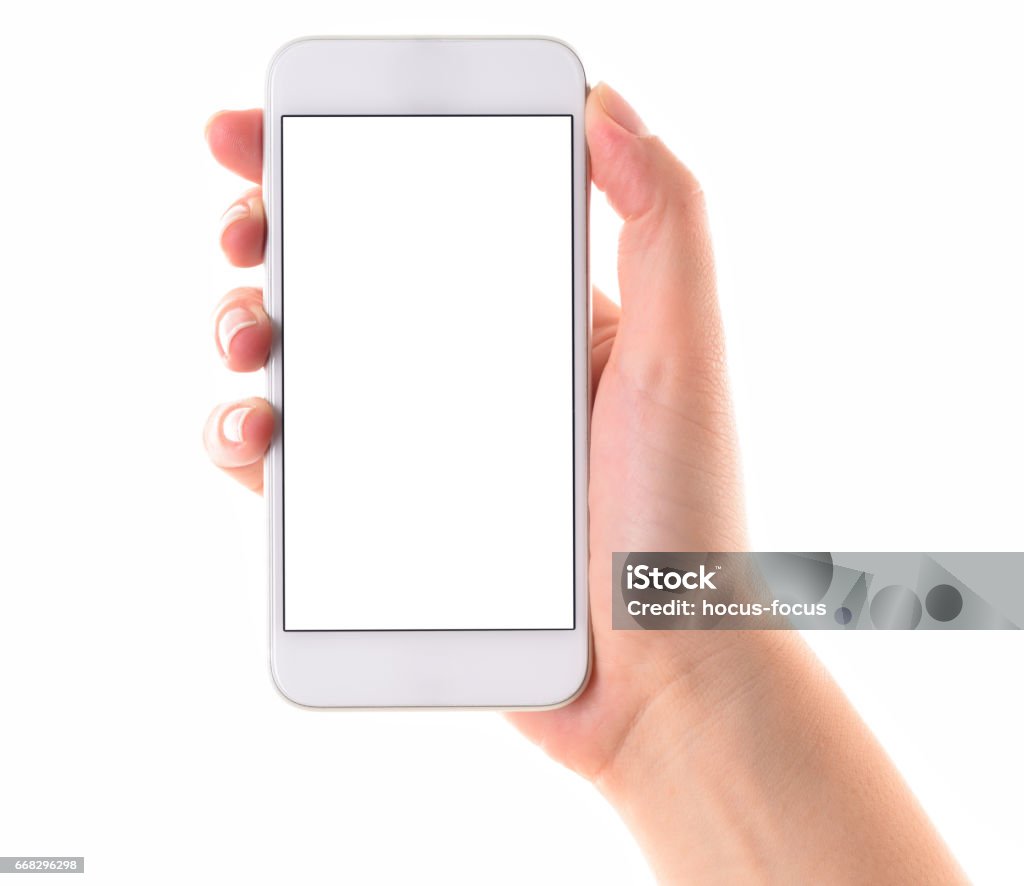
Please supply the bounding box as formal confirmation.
[282,116,574,630]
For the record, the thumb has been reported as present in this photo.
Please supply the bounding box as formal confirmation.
[586,82,724,394]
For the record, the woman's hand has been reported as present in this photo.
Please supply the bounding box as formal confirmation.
[205,84,966,884]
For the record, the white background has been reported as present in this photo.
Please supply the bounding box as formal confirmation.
[0,1,1021,884]
[282,115,573,630]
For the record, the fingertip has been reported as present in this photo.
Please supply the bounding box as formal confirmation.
[220,217,265,267]
[205,110,237,161]
[206,109,264,183]
[214,288,271,372]
[219,314,271,372]
[219,191,266,267]
[586,83,703,224]
[586,85,657,219]
[591,82,649,137]
[205,398,275,470]
[228,403,274,449]
[204,110,226,144]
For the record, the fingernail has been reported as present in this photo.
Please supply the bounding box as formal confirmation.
[222,406,253,444]
[220,200,250,235]
[217,306,259,359]
[597,83,649,136]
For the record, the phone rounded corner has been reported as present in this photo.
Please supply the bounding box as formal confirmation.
[532,36,588,95]
[266,36,320,92]
[268,648,318,710]
[533,643,593,712]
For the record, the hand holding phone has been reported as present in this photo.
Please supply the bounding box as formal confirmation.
[204,39,743,714]
[204,56,968,885]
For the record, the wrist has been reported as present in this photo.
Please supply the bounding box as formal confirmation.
[591,631,966,885]
[592,630,810,881]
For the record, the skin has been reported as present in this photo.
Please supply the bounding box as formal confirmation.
[205,84,967,883]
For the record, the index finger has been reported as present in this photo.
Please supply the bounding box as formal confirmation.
[205,109,263,183]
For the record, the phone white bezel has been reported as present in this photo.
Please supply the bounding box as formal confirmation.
[265,37,590,709]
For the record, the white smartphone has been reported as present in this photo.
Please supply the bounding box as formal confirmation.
[264,37,590,708]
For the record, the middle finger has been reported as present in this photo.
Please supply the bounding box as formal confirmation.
[220,186,265,267]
